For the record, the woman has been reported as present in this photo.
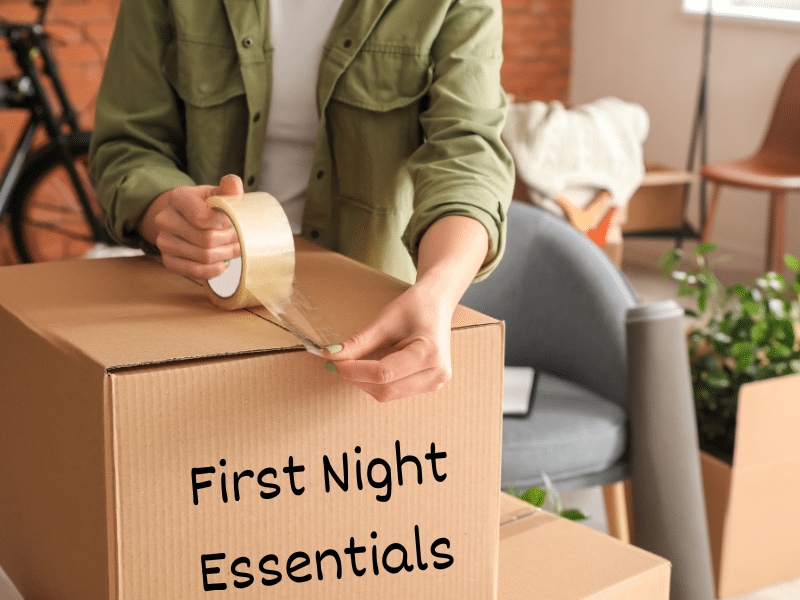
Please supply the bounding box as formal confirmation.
[89,0,514,401]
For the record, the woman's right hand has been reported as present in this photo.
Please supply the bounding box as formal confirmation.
[137,174,244,280]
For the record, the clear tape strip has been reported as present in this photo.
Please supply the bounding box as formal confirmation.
[258,281,340,356]
[203,192,341,355]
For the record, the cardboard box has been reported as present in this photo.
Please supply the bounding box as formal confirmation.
[622,161,697,233]
[0,240,504,600]
[498,493,670,599]
[699,373,800,598]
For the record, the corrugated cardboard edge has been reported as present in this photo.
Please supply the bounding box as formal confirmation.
[702,372,800,598]
[699,451,731,597]
[497,493,670,600]
[0,304,111,600]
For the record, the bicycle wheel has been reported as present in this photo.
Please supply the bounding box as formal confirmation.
[8,132,104,263]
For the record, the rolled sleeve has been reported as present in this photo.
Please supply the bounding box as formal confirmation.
[401,0,514,281]
[88,0,195,250]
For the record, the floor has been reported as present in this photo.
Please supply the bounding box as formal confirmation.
[557,240,800,600]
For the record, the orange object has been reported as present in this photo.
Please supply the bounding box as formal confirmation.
[553,190,610,233]
[587,207,618,248]
[700,55,800,272]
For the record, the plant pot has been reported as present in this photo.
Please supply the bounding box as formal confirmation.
[699,372,800,598]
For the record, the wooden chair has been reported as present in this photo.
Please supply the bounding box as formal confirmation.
[701,55,800,272]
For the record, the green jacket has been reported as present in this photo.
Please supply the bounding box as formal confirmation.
[89,0,514,283]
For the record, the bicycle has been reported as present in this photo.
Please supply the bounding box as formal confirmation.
[0,0,115,263]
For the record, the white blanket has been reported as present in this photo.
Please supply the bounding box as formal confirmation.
[503,97,649,208]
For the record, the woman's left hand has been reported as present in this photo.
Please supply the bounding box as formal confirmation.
[322,215,491,402]
[322,283,453,402]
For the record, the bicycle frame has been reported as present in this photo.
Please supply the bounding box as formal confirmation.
[0,3,109,243]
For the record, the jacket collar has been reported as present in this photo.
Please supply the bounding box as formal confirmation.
[219,0,393,116]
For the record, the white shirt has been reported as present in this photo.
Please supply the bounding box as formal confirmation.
[259,0,345,234]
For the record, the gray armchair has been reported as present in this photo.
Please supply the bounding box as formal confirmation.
[461,200,638,539]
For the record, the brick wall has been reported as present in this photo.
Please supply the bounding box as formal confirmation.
[501,0,573,103]
[0,0,571,265]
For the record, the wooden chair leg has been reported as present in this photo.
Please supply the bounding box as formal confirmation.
[603,479,633,543]
[700,183,721,243]
[766,190,787,273]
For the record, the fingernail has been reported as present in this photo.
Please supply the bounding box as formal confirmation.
[325,344,344,354]
[224,260,231,269]
[324,362,337,374]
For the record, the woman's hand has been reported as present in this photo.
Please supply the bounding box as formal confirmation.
[323,215,490,402]
[322,284,453,402]
[137,174,244,280]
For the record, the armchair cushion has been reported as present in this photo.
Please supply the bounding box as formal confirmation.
[502,373,627,490]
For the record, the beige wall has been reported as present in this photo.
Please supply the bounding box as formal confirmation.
[570,0,800,272]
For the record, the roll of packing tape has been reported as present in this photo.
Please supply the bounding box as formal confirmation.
[204,192,294,311]
[204,192,339,355]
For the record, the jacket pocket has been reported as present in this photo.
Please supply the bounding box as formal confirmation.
[331,46,432,111]
[161,39,247,184]
[328,48,432,210]
[162,38,245,107]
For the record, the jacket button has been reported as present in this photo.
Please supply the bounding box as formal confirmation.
[310,230,320,239]
[242,37,253,48]
[247,175,255,186]
[343,39,352,48]
[253,112,261,122]
[316,170,324,179]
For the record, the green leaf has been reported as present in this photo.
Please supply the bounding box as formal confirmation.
[558,508,588,521]
[518,486,546,508]
[657,249,683,278]
[750,321,769,346]
[766,344,792,360]
[698,291,708,312]
[694,242,717,256]
[742,300,761,317]
[684,308,700,318]
[730,284,749,299]
[777,320,795,346]
[705,371,731,388]
[678,281,696,298]
[785,255,800,271]
[730,341,756,372]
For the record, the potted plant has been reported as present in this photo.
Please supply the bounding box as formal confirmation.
[658,244,800,598]
[659,244,800,459]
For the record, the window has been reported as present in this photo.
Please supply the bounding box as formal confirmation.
[683,0,800,23]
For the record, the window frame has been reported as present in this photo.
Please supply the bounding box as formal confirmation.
[683,0,800,24]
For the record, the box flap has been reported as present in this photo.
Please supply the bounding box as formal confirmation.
[499,491,539,526]
[0,239,496,370]
[497,498,670,599]
[733,373,800,468]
